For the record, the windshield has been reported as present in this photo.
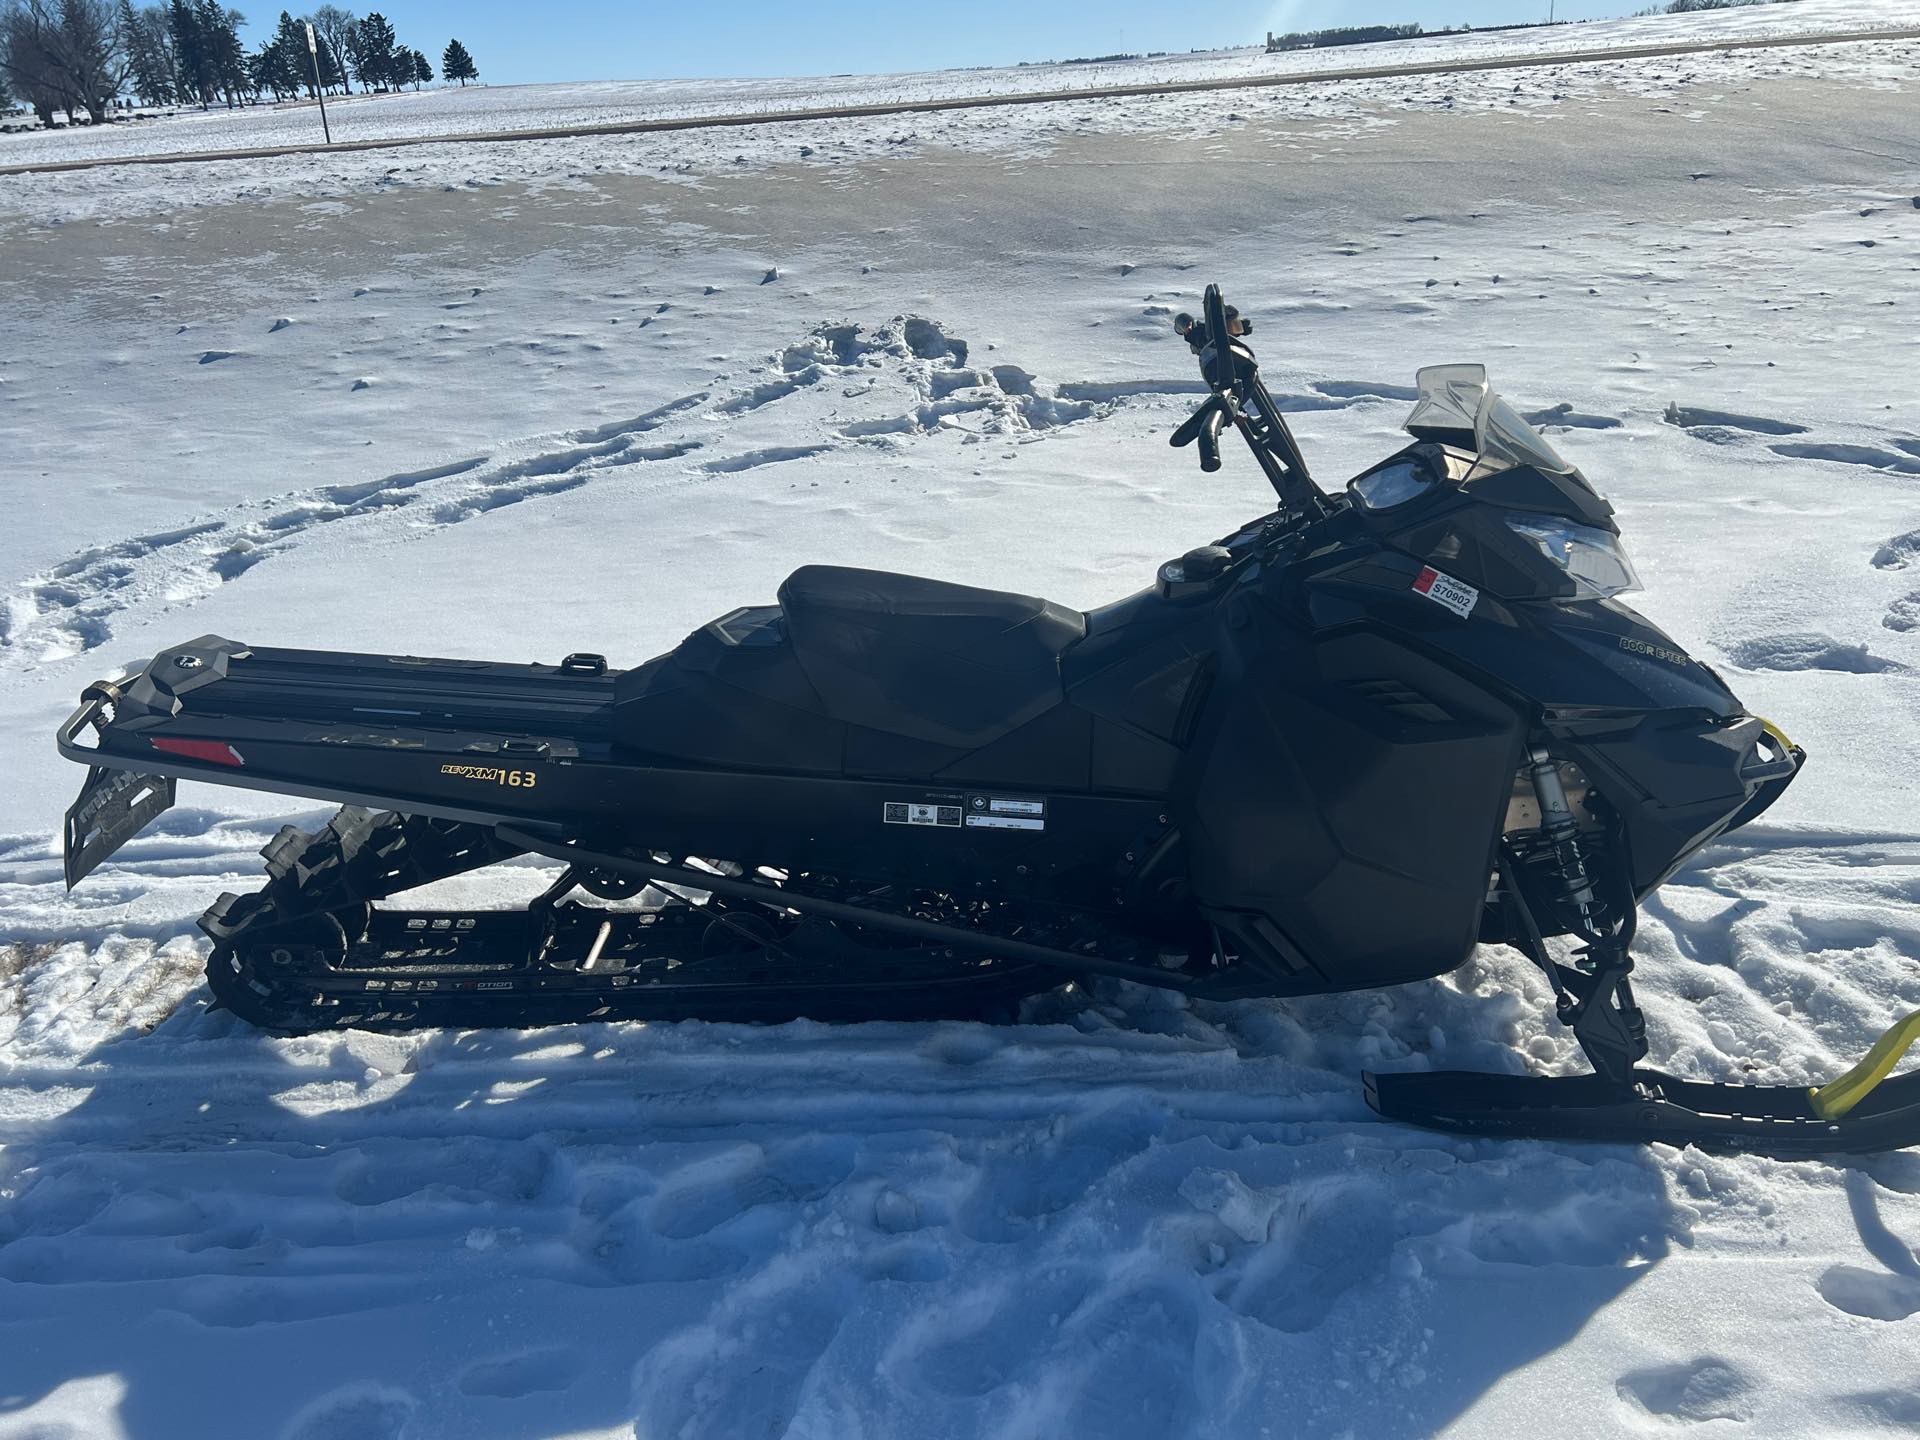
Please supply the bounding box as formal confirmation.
[1404,363,1574,477]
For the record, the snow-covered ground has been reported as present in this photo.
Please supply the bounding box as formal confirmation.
[2,18,1920,1440]
[3,0,1918,177]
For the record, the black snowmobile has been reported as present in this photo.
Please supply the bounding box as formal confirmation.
[58,286,1920,1156]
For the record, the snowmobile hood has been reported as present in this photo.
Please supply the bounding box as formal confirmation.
[1432,594,1741,719]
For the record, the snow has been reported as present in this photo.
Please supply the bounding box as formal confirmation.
[4,0,1917,175]
[5,1,1920,222]
[4,16,1920,1439]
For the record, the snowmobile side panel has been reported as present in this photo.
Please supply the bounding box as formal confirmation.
[1181,613,1528,992]
[74,732,1166,904]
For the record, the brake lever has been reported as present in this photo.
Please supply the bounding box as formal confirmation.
[1170,395,1226,446]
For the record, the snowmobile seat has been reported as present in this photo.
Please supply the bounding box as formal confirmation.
[776,565,1087,748]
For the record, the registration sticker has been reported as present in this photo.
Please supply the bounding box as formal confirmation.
[963,794,1047,831]
[1412,566,1479,619]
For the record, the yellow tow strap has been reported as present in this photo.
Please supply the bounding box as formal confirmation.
[1809,1009,1920,1119]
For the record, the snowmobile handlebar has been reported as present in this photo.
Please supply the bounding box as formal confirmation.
[1171,284,1328,519]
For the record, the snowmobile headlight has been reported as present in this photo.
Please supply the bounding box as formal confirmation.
[1505,513,1642,599]
[1350,458,1437,511]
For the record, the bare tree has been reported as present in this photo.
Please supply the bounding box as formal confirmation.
[307,1,351,89]
[0,8,64,123]
[0,0,127,124]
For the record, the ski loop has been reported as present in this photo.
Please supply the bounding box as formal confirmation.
[1810,1009,1920,1119]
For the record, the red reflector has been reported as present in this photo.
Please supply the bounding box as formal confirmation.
[150,737,245,767]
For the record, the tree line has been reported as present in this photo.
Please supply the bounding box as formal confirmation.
[0,0,477,128]
[1264,23,1423,53]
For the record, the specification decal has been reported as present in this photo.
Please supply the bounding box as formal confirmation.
[1412,566,1479,619]
[441,762,539,788]
[884,802,963,828]
[1619,634,1689,668]
[964,794,1048,832]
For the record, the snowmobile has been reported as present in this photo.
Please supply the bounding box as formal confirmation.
[58,286,1920,1156]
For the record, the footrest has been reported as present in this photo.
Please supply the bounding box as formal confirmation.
[1364,1066,1920,1158]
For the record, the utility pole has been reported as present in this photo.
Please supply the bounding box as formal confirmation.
[305,22,333,144]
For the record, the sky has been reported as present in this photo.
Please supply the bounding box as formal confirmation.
[258,1,1647,86]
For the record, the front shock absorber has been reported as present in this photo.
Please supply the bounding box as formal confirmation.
[1527,745,1602,936]
[1520,744,1648,1085]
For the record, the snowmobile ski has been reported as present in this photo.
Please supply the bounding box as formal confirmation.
[1365,1052,1920,1159]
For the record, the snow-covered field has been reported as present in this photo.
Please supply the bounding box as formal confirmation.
[3,0,1918,177]
[3,16,1920,1440]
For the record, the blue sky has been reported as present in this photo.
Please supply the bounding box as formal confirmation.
[271,1,1645,86]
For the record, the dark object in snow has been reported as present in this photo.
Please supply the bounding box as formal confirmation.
[56,285,1915,1158]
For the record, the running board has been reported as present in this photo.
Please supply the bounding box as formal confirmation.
[1365,1066,1920,1158]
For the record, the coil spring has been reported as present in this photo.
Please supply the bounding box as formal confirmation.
[1515,748,1615,941]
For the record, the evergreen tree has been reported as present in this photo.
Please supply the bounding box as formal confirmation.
[115,0,144,97]
[246,38,277,95]
[439,35,472,86]
[311,29,341,89]
[407,45,426,88]
[270,10,310,96]
[166,0,210,104]
[119,0,177,104]
[351,8,391,89]
[194,0,249,104]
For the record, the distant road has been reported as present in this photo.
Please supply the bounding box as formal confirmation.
[3,25,1915,179]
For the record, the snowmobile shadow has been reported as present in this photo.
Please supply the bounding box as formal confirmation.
[1,964,1690,1440]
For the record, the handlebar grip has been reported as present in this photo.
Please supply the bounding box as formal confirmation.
[1197,404,1226,473]
[1168,399,1209,448]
